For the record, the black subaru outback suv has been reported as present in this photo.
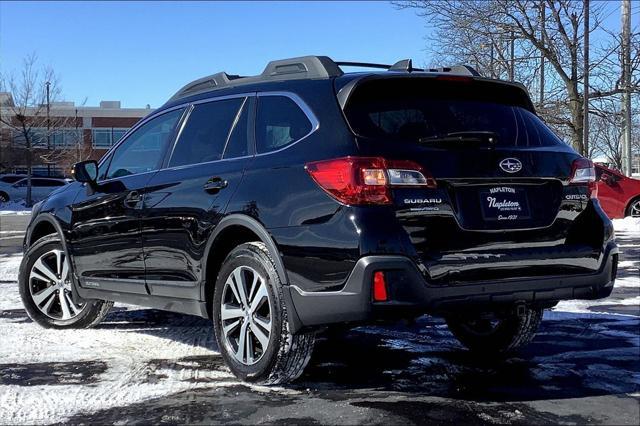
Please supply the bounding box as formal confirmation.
[19,56,618,384]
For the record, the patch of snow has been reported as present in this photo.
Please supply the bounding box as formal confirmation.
[615,276,640,288]
[0,254,22,283]
[612,217,640,233]
[555,296,640,315]
[0,252,300,424]
[0,201,32,215]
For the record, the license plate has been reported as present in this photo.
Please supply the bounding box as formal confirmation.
[480,186,530,221]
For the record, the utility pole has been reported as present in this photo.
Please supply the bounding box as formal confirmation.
[509,31,515,81]
[621,0,632,176]
[540,1,546,107]
[45,81,51,176]
[75,108,79,169]
[583,0,590,158]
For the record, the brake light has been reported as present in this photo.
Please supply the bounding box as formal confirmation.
[305,157,436,205]
[569,158,597,198]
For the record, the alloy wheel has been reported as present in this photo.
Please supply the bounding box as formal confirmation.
[220,266,272,365]
[630,200,640,217]
[29,249,85,320]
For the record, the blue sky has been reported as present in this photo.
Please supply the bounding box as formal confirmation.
[0,1,429,108]
[0,1,633,108]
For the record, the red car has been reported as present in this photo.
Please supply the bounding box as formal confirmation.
[595,164,640,218]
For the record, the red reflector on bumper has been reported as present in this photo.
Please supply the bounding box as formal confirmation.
[373,271,388,302]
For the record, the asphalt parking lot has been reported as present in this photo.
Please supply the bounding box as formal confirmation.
[0,213,638,425]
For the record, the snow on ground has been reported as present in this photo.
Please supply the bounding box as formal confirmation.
[0,285,283,424]
[0,254,22,283]
[0,217,637,424]
[0,202,31,215]
[612,216,640,233]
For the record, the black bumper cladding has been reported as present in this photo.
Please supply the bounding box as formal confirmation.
[289,242,619,327]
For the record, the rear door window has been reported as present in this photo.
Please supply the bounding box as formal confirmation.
[255,95,312,153]
[169,98,245,167]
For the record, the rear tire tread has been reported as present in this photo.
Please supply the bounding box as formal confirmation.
[214,241,314,385]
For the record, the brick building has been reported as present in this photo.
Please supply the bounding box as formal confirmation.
[0,92,153,177]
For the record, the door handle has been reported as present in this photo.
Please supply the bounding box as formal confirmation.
[124,190,143,207]
[203,177,228,193]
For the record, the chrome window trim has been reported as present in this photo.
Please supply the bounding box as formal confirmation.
[254,91,320,157]
[97,90,319,179]
[221,97,249,158]
[166,93,252,169]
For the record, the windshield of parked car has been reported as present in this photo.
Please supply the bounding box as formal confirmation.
[343,78,564,148]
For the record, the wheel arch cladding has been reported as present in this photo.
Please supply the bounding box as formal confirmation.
[201,214,291,319]
[28,220,58,247]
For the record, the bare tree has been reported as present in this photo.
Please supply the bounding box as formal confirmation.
[0,54,75,206]
[396,0,640,157]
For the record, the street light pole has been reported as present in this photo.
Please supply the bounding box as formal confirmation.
[621,0,632,176]
[45,81,51,176]
[75,108,79,172]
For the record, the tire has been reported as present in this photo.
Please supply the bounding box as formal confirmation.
[625,197,640,218]
[0,192,8,203]
[19,235,114,329]
[212,242,315,384]
[446,307,543,355]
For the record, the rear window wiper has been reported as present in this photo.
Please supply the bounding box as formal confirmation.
[419,131,498,145]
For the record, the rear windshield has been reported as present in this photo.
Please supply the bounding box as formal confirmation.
[343,78,564,148]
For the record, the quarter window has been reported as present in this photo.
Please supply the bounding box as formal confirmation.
[255,96,312,153]
[169,98,244,167]
[104,109,183,180]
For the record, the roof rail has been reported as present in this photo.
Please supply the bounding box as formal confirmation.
[169,55,343,101]
[168,56,482,101]
[335,59,425,72]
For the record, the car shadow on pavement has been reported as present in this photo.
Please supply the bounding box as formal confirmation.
[99,306,217,351]
[97,306,639,403]
[296,312,640,402]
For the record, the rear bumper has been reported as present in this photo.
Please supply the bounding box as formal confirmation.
[289,241,619,328]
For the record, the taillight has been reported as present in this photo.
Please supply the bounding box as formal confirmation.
[305,156,436,205]
[372,271,388,302]
[569,158,597,198]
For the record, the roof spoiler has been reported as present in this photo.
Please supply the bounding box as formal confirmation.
[169,56,482,101]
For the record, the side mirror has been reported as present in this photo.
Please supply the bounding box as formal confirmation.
[72,160,98,185]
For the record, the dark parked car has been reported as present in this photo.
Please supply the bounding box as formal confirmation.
[19,56,618,384]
